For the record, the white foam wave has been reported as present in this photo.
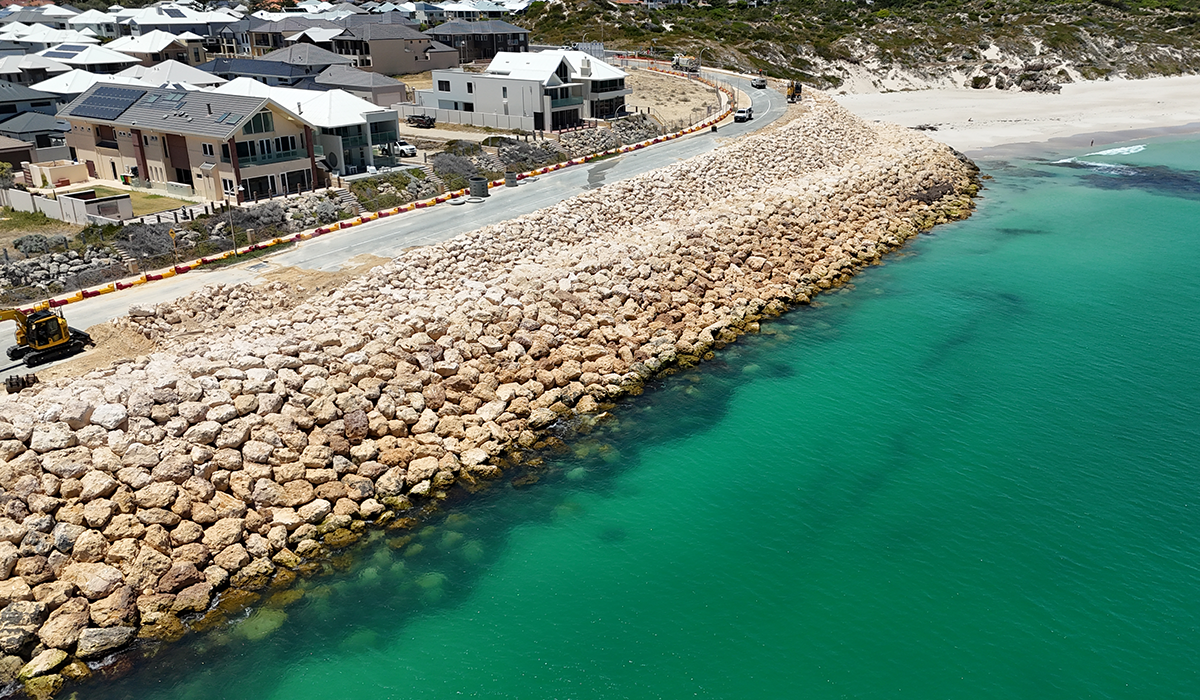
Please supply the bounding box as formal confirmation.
[1085,145,1147,156]
[1073,160,1140,175]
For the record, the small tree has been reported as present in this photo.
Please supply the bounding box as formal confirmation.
[0,162,12,190]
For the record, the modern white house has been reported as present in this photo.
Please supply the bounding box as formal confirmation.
[67,9,121,39]
[411,50,630,131]
[210,77,401,175]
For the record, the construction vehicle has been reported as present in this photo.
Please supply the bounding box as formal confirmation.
[672,54,699,73]
[786,80,802,103]
[2,307,93,368]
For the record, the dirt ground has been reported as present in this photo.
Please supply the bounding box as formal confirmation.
[625,69,721,128]
[395,71,433,90]
[37,323,157,382]
[37,254,393,383]
[258,254,392,294]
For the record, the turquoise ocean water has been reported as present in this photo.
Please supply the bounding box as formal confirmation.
[84,137,1200,699]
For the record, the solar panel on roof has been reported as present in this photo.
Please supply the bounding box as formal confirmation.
[43,51,74,59]
[217,112,230,122]
[163,8,185,17]
[69,86,146,122]
[56,44,86,51]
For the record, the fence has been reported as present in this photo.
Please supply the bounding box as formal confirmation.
[0,188,133,225]
[394,104,535,131]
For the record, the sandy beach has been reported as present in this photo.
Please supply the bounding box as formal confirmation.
[835,74,1200,154]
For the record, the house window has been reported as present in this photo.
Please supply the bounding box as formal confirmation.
[437,80,450,91]
[273,135,296,152]
[222,177,236,195]
[502,87,507,98]
[463,102,473,112]
[143,135,149,146]
[31,101,51,107]
[202,143,215,157]
[466,82,473,94]
[221,143,230,160]
[243,111,274,135]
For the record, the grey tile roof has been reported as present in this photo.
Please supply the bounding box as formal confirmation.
[338,11,415,27]
[249,17,340,33]
[261,43,353,66]
[198,57,313,79]
[58,84,273,140]
[345,22,427,40]
[315,64,404,89]
[0,112,66,134]
[430,19,529,35]
[0,80,57,104]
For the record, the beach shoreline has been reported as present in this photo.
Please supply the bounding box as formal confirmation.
[834,74,1200,155]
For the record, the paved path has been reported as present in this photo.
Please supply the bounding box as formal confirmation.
[2,77,784,378]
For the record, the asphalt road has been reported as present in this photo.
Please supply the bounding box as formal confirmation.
[2,77,785,378]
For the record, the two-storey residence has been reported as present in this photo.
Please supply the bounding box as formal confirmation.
[60,83,321,203]
[428,19,528,63]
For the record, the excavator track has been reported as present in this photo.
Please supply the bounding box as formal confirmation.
[23,339,90,367]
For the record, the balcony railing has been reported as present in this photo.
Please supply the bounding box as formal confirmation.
[551,95,583,108]
[341,135,367,147]
[95,140,118,150]
[234,149,304,168]
[369,131,398,144]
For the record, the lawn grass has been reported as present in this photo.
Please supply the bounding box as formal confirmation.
[89,186,193,218]
[0,208,83,255]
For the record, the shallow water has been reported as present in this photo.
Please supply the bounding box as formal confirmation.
[85,136,1200,699]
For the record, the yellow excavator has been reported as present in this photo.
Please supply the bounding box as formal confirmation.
[786,81,802,103]
[2,307,93,368]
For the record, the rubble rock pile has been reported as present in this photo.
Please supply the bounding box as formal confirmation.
[559,114,664,158]
[1,248,122,294]
[121,282,306,340]
[0,93,978,696]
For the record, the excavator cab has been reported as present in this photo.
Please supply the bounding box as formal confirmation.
[25,310,67,350]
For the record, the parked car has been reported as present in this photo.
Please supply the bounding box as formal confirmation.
[396,140,417,158]
[750,77,767,89]
[407,114,436,128]
[734,108,753,123]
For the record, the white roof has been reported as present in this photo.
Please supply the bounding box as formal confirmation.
[106,29,189,53]
[8,27,100,45]
[439,3,479,12]
[30,68,152,95]
[284,27,344,43]
[118,60,227,86]
[487,50,625,84]
[210,77,389,129]
[0,53,70,75]
[67,9,115,25]
[177,30,203,40]
[36,43,139,67]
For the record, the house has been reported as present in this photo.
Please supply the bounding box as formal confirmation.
[106,29,208,67]
[198,56,332,86]
[115,6,242,39]
[66,9,119,38]
[247,16,340,56]
[331,22,457,74]
[261,42,352,69]
[37,44,141,74]
[428,19,528,63]
[0,79,58,119]
[0,110,68,161]
[0,133,33,168]
[60,83,323,202]
[314,63,406,105]
[118,59,228,88]
[0,6,77,31]
[0,53,70,85]
[0,24,99,52]
[212,76,401,176]
[404,2,445,25]
[30,68,153,104]
[416,50,629,129]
